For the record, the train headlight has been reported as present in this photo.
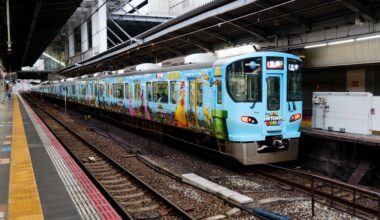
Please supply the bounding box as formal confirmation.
[290,113,302,122]
[241,116,258,124]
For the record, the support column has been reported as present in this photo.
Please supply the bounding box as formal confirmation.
[68,30,75,58]
[91,0,107,54]
[81,22,89,53]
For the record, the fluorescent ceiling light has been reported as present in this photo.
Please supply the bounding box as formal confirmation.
[328,39,354,45]
[356,34,380,41]
[215,45,257,58]
[304,43,327,49]
[43,52,66,67]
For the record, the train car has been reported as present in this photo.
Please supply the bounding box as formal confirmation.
[33,51,303,165]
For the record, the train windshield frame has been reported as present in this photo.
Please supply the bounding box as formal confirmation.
[287,58,302,101]
[226,57,262,102]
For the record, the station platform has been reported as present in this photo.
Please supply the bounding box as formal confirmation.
[0,92,121,220]
[301,118,380,148]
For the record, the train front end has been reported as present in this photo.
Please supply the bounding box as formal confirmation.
[221,52,302,165]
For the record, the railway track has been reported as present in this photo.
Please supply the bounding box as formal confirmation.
[249,166,380,220]
[27,93,380,219]
[25,96,195,220]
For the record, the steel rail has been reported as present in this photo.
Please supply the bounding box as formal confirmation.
[24,94,196,220]
[31,93,380,218]
[252,168,380,219]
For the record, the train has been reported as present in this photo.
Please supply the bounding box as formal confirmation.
[33,51,303,165]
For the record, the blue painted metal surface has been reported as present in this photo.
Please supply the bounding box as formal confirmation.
[35,51,303,144]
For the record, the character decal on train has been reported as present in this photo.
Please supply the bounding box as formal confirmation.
[175,81,187,128]
[264,112,284,126]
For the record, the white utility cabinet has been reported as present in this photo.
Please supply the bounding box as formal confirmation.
[373,97,380,132]
[312,92,379,135]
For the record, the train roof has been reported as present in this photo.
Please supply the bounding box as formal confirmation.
[43,51,302,85]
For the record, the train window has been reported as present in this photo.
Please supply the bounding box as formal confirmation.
[196,79,203,106]
[134,82,140,101]
[112,84,116,98]
[106,84,109,97]
[217,80,222,104]
[91,83,95,98]
[117,83,124,99]
[113,83,123,99]
[170,81,178,104]
[227,57,262,102]
[146,82,152,101]
[153,81,168,103]
[267,77,280,111]
[94,83,98,97]
[99,82,105,97]
[266,57,284,70]
[287,58,302,101]
[81,84,87,97]
[71,85,76,95]
[124,83,129,99]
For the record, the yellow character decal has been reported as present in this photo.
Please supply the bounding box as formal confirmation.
[174,81,187,128]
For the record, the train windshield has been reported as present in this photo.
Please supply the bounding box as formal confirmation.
[287,58,302,101]
[227,57,262,102]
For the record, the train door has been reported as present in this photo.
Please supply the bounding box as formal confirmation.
[263,57,286,135]
[187,77,204,129]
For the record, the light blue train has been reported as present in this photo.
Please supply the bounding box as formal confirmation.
[34,51,302,165]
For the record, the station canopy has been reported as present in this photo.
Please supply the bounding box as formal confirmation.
[57,0,380,76]
[0,0,82,72]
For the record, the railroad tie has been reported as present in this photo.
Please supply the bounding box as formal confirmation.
[119,198,152,207]
[108,187,137,194]
[101,179,129,185]
[125,204,159,213]
[114,192,145,200]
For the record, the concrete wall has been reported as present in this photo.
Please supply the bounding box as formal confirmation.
[302,68,346,115]
[148,0,170,16]
[149,0,215,16]
[303,38,380,68]
[302,65,380,116]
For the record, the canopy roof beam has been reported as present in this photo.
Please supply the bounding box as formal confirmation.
[337,0,377,22]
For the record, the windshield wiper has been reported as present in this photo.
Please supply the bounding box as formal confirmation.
[250,101,256,109]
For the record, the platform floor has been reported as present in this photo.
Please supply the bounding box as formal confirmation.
[0,92,121,220]
[301,117,380,147]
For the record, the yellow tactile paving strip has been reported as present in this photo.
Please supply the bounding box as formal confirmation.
[301,117,312,128]
[7,96,44,220]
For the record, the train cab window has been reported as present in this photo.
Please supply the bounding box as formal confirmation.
[196,79,203,106]
[106,84,110,97]
[153,81,168,103]
[146,82,152,101]
[134,82,140,101]
[170,81,178,104]
[217,80,222,104]
[227,57,262,102]
[124,83,129,99]
[287,58,302,101]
